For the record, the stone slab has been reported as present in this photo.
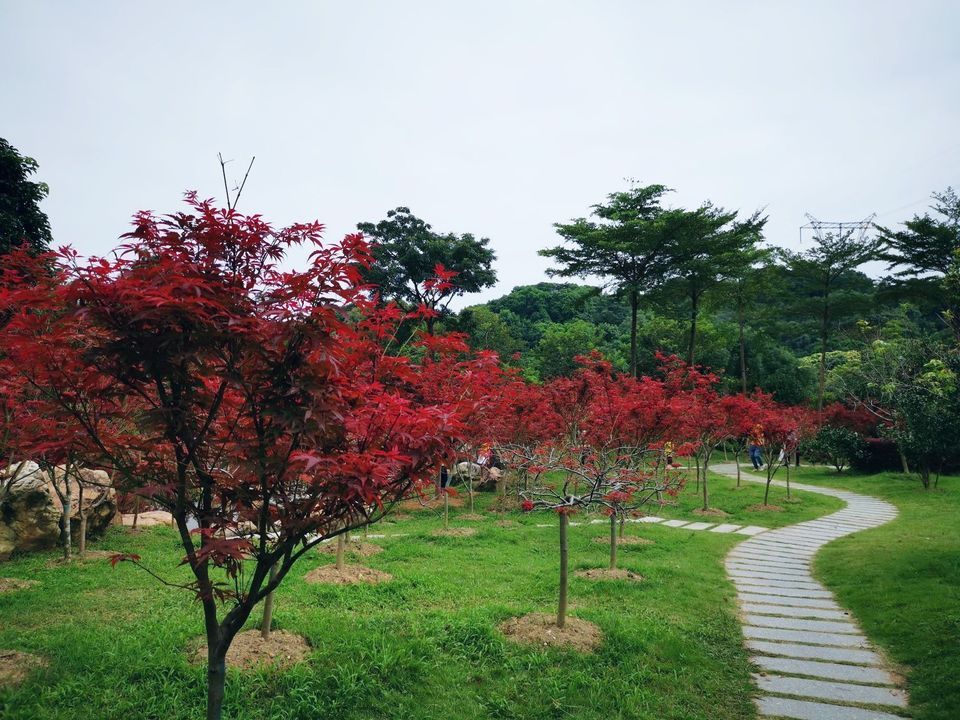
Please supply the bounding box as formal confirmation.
[743,626,869,647]
[661,519,690,527]
[746,640,881,665]
[738,593,839,609]
[736,584,833,599]
[683,521,713,530]
[733,577,823,591]
[734,525,768,535]
[753,674,907,708]
[710,523,742,533]
[755,696,904,720]
[740,603,850,621]
[744,614,860,634]
[728,567,815,582]
[728,551,810,567]
[749,655,895,685]
[635,516,664,523]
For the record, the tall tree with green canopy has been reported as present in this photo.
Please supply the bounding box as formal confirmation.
[357,207,497,333]
[876,187,960,340]
[660,203,767,365]
[0,138,52,255]
[717,251,774,393]
[781,229,880,410]
[541,184,673,376]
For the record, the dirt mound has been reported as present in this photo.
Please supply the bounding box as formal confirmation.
[400,496,464,511]
[747,504,783,512]
[304,564,392,585]
[592,536,653,546]
[0,650,46,687]
[494,520,517,528]
[0,578,37,593]
[431,527,477,538]
[317,541,383,558]
[575,568,644,582]
[189,630,310,670]
[499,613,602,652]
[693,508,730,518]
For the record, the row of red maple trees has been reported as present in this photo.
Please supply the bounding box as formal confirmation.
[0,198,818,720]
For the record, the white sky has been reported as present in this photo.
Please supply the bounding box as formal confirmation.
[3,1,959,305]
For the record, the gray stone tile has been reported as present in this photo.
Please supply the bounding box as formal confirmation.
[738,593,840,609]
[733,577,823,590]
[755,695,905,720]
[753,674,907,707]
[683,521,713,530]
[740,602,850,621]
[749,655,895,685]
[744,614,860,634]
[746,640,881,665]
[735,525,768,535]
[736,584,833,599]
[660,519,690,527]
[744,626,869,648]
[709,523,741,533]
[728,566,814,580]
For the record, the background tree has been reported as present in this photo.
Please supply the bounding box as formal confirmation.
[357,207,496,333]
[715,251,774,393]
[780,228,880,409]
[541,184,673,376]
[0,138,52,255]
[876,188,960,341]
[659,204,766,365]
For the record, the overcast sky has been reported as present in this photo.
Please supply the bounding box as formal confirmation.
[4,1,959,305]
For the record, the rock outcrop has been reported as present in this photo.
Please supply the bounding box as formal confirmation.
[0,462,117,560]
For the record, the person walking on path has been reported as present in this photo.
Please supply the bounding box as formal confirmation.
[748,424,765,470]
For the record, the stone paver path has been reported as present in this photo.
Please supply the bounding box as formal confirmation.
[712,463,908,720]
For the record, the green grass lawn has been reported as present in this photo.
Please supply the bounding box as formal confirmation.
[0,493,768,720]
[781,465,960,720]
[0,469,953,720]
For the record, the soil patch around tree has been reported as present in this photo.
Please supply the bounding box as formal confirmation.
[431,527,477,538]
[693,508,730,518]
[0,578,38,593]
[317,541,383,558]
[575,568,644,582]
[747,504,783,512]
[592,535,653,546]
[0,650,46,687]
[499,612,602,652]
[189,630,310,671]
[458,513,486,521]
[494,519,517,528]
[400,496,464,511]
[304,564,392,585]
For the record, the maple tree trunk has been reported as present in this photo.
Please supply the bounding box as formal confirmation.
[764,463,773,505]
[206,640,227,720]
[335,534,345,571]
[260,562,278,640]
[609,514,618,570]
[60,471,72,562]
[735,450,742,487]
[899,450,910,474]
[702,457,709,511]
[468,475,474,513]
[132,496,140,529]
[618,515,625,539]
[785,463,791,499]
[79,510,87,557]
[694,457,701,493]
[557,513,569,629]
[443,492,449,529]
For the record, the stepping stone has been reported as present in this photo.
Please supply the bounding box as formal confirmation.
[744,614,860,634]
[728,566,813,580]
[753,674,907,708]
[635,516,664,523]
[733,577,824,591]
[683,521,713,530]
[709,523,741,533]
[746,640,882,665]
[661,519,690,528]
[735,525,768,535]
[750,655,895,685]
[755,696,904,720]
[743,626,869,648]
[740,603,850,621]
[738,593,839,609]
[737,585,833,599]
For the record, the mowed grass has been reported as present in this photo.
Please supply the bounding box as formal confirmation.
[652,464,845,528]
[0,493,776,720]
[780,466,960,720]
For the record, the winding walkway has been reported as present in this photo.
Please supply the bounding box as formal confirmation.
[711,463,908,720]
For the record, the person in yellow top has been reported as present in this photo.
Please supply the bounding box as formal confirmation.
[748,424,765,470]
